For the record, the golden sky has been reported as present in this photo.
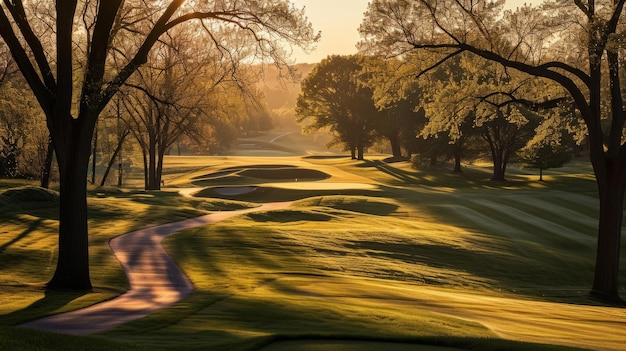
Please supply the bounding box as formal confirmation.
[289,0,535,64]
[290,0,369,63]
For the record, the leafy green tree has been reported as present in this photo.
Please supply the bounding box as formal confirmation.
[361,56,426,159]
[296,55,379,160]
[518,142,572,181]
[0,90,24,178]
[0,0,318,291]
[519,111,574,181]
[0,80,45,178]
[421,56,537,180]
[359,0,625,300]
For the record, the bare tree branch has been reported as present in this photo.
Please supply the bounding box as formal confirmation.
[0,6,52,114]
[3,0,56,91]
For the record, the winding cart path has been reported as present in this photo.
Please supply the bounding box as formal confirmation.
[21,202,291,335]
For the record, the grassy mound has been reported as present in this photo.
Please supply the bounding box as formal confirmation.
[223,164,298,170]
[245,209,333,223]
[0,186,59,208]
[193,186,382,203]
[293,196,400,216]
[0,186,59,202]
[259,337,580,351]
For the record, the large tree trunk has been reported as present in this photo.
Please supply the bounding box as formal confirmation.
[46,120,93,291]
[488,143,506,181]
[45,0,94,291]
[453,141,463,173]
[491,151,506,180]
[492,157,506,181]
[388,133,402,158]
[591,161,625,302]
[40,138,54,189]
[147,139,158,190]
[91,122,98,184]
[453,153,462,173]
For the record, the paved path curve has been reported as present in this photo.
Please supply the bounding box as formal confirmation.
[21,202,291,335]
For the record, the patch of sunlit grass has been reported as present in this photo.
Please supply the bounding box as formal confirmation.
[303,156,598,193]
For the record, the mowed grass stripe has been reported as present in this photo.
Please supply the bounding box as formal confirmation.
[455,197,595,248]
[551,192,599,211]
[430,203,534,241]
[470,200,594,247]
[503,194,598,233]
[424,194,574,247]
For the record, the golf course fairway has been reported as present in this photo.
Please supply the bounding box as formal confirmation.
[1,130,624,351]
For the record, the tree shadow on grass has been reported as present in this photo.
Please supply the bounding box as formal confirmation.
[357,160,423,185]
[0,289,88,326]
[340,237,600,304]
[0,218,44,254]
[312,196,399,216]
[101,289,581,351]
[246,210,333,223]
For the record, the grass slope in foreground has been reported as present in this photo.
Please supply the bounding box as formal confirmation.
[1,155,624,351]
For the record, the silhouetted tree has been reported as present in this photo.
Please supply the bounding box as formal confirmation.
[296,55,379,160]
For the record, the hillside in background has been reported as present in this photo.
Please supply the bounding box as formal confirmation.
[257,63,315,128]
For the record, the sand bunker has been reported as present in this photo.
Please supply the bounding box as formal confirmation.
[213,186,258,195]
[269,182,377,190]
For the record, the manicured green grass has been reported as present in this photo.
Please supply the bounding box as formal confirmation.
[0,154,623,351]
[0,179,39,191]
[0,325,161,351]
[303,156,598,193]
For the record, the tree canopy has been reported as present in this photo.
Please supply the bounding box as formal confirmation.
[296,55,379,160]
